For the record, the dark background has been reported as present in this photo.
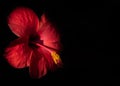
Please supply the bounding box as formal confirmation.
[0,0,119,85]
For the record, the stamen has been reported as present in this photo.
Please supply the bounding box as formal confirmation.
[32,42,55,53]
[31,42,61,64]
[51,51,61,64]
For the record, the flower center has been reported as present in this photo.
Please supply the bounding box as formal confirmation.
[28,34,43,49]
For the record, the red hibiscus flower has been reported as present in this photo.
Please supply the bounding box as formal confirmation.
[4,7,62,78]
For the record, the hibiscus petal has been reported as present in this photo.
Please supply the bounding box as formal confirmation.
[29,48,47,78]
[40,47,58,70]
[38,14,61,51]
[8,7,39,37]
[29,47,57,78]
[4,38,32,68]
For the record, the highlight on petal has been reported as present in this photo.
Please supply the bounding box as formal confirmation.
[38,14,61,51]
[8,7,39,37]
[4,38,32,68]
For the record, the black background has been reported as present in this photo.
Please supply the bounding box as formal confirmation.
[0,0,119,85]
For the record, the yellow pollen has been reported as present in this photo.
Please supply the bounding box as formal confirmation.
[51,51,61,64]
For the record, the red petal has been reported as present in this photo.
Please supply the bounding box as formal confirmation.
[40,47,57,70]
[29,48,47,78]
[38,14,61,51]
[8,7,39,37]
[29,47,56,78]
[4,38,32,68]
